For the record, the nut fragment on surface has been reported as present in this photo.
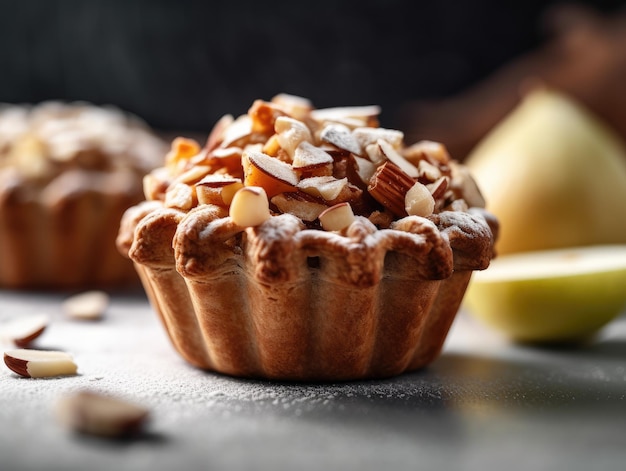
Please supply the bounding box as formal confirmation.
[229,186,271,227]
[405,182,435,217]
[56,390,150,438]
[196,174,244,206]
[319,203,356,231]
[271,192,328,222]
[0,314,49,347]
[4,349,77,378]
[62,290,109,321]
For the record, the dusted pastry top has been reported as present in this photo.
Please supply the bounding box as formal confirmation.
[0,101,167,201]
[141,94,487,233]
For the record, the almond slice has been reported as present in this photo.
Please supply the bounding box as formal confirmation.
[319,203,356,231]
[0,314,49,348]
[229,186,271,227]
[377,139,419,178]
[417,159,442,182]
[274,116,313,159]
[243,149,298,198]
[427,176,449,201]
[271,192,328,222]
[297,176,348,201]
[62,291,109,321]
[56,390,150,438]
[270,93,313,120]
[171,165,212,186]
[205,114,234,152]
[449,161,486,208]
[310,105,381,126]
[319,124,361,155]
[353,127,404,149]
[405,182,435,217]
[404,140,451,165]
[292,141,334,170]
[4,349,77,378]
[292,142,334,179]
[352,155,377,185]
[220,114,256,148]
[196,174,244,206]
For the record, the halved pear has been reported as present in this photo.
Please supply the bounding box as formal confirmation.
[465,88,626,255]
[464,245,626,343]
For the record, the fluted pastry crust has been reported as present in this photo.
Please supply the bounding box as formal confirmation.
[0,102,166,289]
[119,202,496,380]
[116,94,498,380]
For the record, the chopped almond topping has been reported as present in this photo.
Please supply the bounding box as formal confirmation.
[144,95,483,232]
[165,137,201,174]
[249,100,287,135]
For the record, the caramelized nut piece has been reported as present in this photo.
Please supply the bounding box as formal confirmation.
[4,349,77,378]
[319,203,356,231]
[243,149,298,198]
[0,314,49,347]
[405,182,435,217]
[165,137,201,173]
[56,390,150,438]
[229,186,271,227]
[262,134,282,156]
[62,290,110,321]
[249,99,287,134]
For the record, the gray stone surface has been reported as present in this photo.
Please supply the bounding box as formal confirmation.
[1,289,625,471]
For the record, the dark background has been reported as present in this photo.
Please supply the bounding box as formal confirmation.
[0,0,623,135]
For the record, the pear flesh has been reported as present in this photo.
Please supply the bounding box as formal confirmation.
[465,89,626,255]
[464,245,626,343]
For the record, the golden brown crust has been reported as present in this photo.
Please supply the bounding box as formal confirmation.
[0,185,143,289]
[121,202,495,381]
[0,102,167,289]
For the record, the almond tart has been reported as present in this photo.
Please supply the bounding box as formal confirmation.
[0,101,167,289]
[117,94,498,381]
